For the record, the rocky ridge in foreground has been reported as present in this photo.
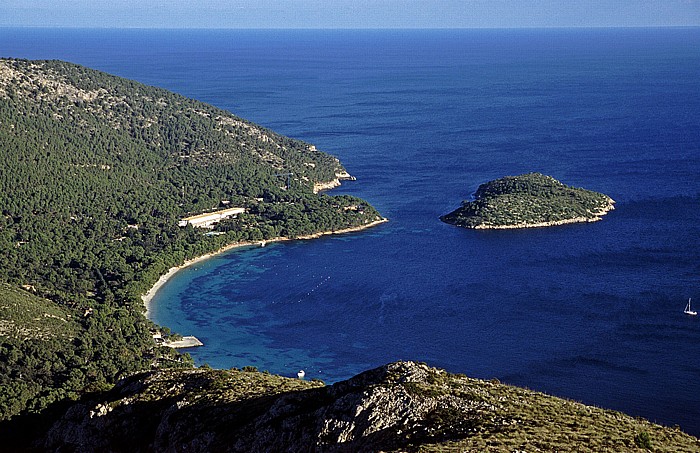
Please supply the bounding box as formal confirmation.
[34,362,699,452]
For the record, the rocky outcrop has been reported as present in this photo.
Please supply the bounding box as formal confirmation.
[160,335,203,348]
[36,361,700,452]
[313,171,357,193]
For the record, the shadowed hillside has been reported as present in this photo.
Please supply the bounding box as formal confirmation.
[28,362,700,452]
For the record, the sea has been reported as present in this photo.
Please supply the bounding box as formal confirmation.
[1,27,699,434]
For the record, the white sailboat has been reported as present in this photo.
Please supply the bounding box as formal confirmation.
[684,298,697,316]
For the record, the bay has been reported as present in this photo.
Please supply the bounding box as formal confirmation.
[2,27,699,434]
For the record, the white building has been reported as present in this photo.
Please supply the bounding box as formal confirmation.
[178,207,245,228]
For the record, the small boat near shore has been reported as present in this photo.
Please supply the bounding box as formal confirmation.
[684,298,697,316]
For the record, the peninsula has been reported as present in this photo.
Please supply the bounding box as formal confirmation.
[441,173,615,229]
[0,57,384,422]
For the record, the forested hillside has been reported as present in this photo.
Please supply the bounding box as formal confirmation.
[0,58,382,421]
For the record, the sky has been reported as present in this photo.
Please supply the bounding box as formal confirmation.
[1,0,699,29]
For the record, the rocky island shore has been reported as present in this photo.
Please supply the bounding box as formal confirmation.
[441,173,615,229]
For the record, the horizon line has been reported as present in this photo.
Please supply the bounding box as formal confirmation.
[1,25,699,31]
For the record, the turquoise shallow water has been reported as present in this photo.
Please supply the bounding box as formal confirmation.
[2,27,700,434]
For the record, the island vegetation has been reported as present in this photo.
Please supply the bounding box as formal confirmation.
[440,173,615,229]
[0,59,695,450]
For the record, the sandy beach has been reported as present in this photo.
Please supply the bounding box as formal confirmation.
[142,217,388,316]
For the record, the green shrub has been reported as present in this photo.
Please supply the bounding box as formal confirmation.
[634,431,652,449]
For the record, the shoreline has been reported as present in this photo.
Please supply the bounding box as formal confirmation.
[474,215,602,230]
[142,217,388,317]
[473,199,616,230]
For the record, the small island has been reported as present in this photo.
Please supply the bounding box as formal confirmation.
[440,173,615,229]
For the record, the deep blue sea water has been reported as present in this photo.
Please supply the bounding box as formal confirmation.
[2,27,700,434]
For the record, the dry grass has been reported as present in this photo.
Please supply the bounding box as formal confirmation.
[416,373,700,452]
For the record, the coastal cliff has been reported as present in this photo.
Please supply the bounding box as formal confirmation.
[313,170,357,193]
[441,173,615,229]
